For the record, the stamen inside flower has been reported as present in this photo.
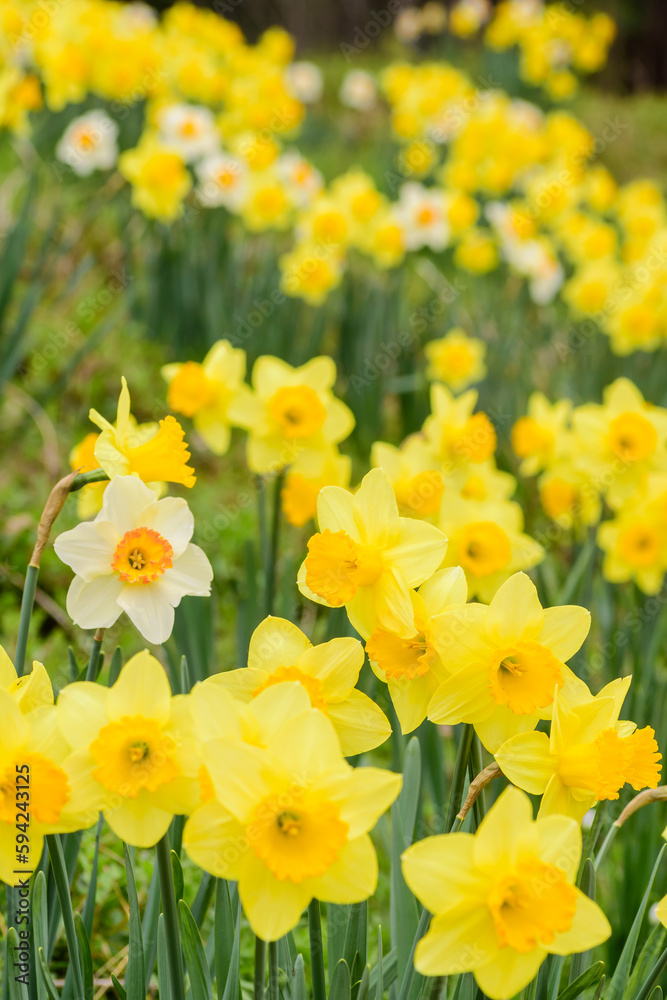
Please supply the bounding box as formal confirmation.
[366,622,437,680]
[267,386,327,438]
[252,666,328,713]
[512,416,553,459]
[617,522,663,567]
[488,641,564,715]
[247,788,348,882]
[488,857,577,952]
[90,715,179,797]
[112,527,173,583]
[305,529,383,605]
[456,522,512,578]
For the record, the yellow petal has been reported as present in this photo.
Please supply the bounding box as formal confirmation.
[485,572,544,645]
[56,682,109,750]
[239,850,312,941]
[108,651,172,724]
[10,661,54,712]
[414,905,499,976]
[538,605,591,662]
[326,690,391,755]
[402,832,485,913]
[353,468,400,548]
[316,767,402,838]
[311,834,378,903]
[418,567,467,616]
[249,683,313,744]
[191,681,245,742]
[0,646,17,688]
[427,664,494,726]
[535,814,581,882]
[183,802,248,879]
[384,518,448,588]
[655,894,667,928]
[494,731,554,794]
[474,706,541,755]
[474,947,545,1000]
[105,791,173,848]
[298,637,364,700]
[538,775,593,823]
[205,740,273,821]
[206,669,262,702]
[388,674,438,735]
[348,568,415,639]
[249,617,312,672]
[429,604,489,667]
[473,786,539,872]
[269,709,345,781]
[546,890,611,955]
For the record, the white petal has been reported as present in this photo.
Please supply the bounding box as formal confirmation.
[99,475,158,534]
[142,497,194,556]
[117,586,175,644]
[54,521,118,581]
[66,575,124,630]
[159,545,213,604]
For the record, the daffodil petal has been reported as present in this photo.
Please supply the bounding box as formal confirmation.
[414,905,499,976]
[53,520,118,581]
[484,573,544,645]
[539,606,591,662]
[473,786,539,871]
[142,497,193,557]
[353,468,400,547]
[384,518,448,588]
[249,617,311,672]
[57,682,109,749]
[494,731,554,794]
[298,637,363,699]
[474,706,541,755]
[547,890,611,956]
[317,485,358,537]
[183,802,249,878]
[402,833,486,912]
[428,664,495,726]
[535,814,581,881]
[66,575,124,630]
[268,709,344,782]
[108,651,172,723]
[239,851,312,941]
[311,834,378,903]
[316,767,402,839]
[474,946,545,1000]
[326,690,392,755]
[117,585,175,645]
[105,792,173,848]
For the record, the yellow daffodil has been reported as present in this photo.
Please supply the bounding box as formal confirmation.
[365,568,467,734]
[297,467,448,637]
[423,385,497,470]
[119,134,192,222]
[538,464,602,530]
[424,328,487,393]
[571,378,667,510]
[0,646,53,713]
[496,678,661,820]
[89,377,195,489]
[511,393,572,477]
[227,355,354,474]
[371,436,445,520]
[281,448,351,527]
[402,787,611,1000]
[183,707,401,940]
[0,692,99,884]
[208,616,391,755]
[438,495,543,602]
[56,651,199,847]
[162,339,247,455]
[427,571,591,752]
[598,506,667,595]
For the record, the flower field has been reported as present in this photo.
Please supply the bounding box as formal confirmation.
[3,1,667,999]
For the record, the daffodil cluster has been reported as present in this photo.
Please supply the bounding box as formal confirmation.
[513,377,667,594]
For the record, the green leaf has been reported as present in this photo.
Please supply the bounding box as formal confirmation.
[179,900,214,1000]
[108,647,123,686]
[215,880,235,996]
[357,966,371,1000]
[328,906,350,983]
[329,960,352,1000]
[391,801,419,986]
[398,738,421,846]
[73,913,94,1000]
[374,928,383,1000]
[157,915,171,1000]
[556,961,604,1000]
[37,948,62,1000]
[343,901,365,987]
[45,836,84,1000]
[291,955,308,1000]
[141,865,161,993]
[397,909,430,1000]
[368,947,397,997]
[221,894,242,1000]
[625,923,666,1000]
[123,844,145,1000]
[631,946,667,1000]
[111,974,127,1000]
[648,988,663,1000]
[7,927,29,1000]
[171,848,184,902]
[606,845,666,1000]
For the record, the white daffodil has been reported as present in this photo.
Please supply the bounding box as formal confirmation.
[339,70,377,112]
[56,110,119,177]
[394,183,450,252]
[54,476,213,644]
[157,103,220,162]
[196,152,248,210]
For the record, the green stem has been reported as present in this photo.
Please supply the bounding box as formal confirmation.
[308,899,326,1000]
[69,468,109,492]
[254,936,267,1000]
[264,472,284,618]
[85,629,105,682]
[156,833,185,1000]
[15,563,39,677]
[445,724,474,832]
[45,835,85,1000]
[268,940,280,1000]
[470,735,486,827]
